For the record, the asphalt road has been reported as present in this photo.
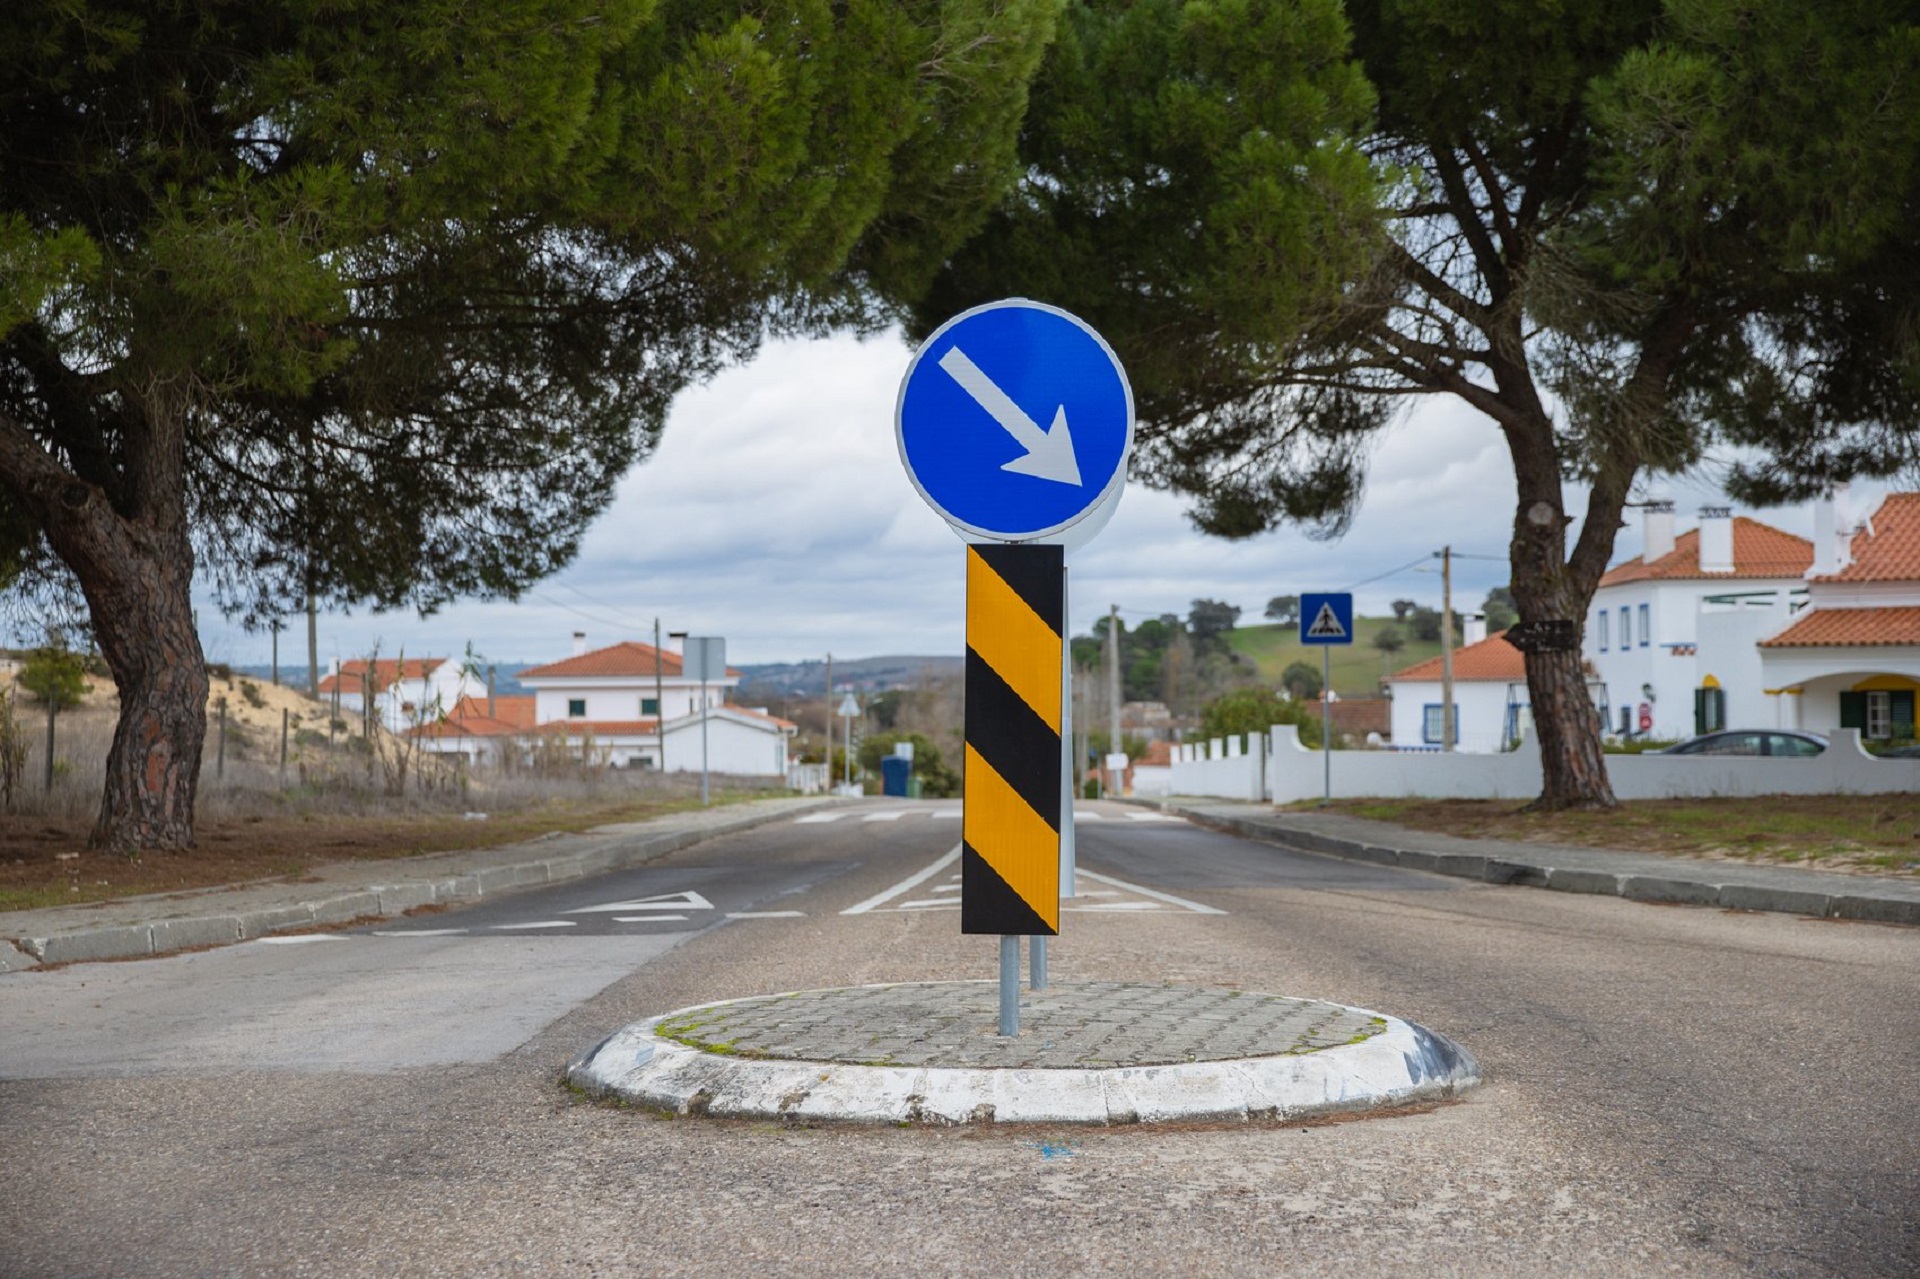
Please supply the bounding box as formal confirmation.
[2,800,1915,1277]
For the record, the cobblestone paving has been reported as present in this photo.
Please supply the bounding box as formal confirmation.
[652,982,1386,1069]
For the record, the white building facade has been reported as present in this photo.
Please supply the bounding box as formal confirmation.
[1383,619,1536,753]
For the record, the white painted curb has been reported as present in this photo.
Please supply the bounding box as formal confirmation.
[567,984,1480,1125]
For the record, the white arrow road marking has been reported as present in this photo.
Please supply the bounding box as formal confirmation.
[842,845,962,914]
[257,934,347,945]
[937,346,1083,486]
[566,890,714,915]
[370,929,470,938]
[795,812,844,824]
[860,811,909,822]
[492,921,577,931]
[1074,868,1225,915]
[612,915,687,923]
[726,911,806,919]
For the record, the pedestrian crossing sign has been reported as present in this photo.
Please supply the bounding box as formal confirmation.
[1300,592,1354,646]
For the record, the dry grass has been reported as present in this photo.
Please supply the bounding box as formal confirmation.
[0,680,790,913]
[1327,795,1920,878]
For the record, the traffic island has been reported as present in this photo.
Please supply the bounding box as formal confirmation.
[566,981,1479,1125]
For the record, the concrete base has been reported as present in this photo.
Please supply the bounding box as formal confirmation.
[567,982,1480,1125]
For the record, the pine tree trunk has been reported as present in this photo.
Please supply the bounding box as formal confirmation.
[87,540,207,851]
[0,401,207,852]
[1522,646,1614,811]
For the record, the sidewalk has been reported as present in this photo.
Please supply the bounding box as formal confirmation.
[0,796,841,972]
[1157,799,1920,927]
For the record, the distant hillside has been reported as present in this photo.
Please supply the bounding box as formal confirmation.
[735,654,962,696]
[1227,620,1445,697]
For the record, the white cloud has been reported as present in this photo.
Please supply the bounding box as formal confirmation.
[194,330,1892,671]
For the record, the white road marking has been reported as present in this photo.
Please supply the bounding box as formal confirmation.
[1071,810,1105,820]
[795,812,844,824]
[841,845,962,914]
[369,929,469,938]
[612,914,688,923]
[566,890,713,915]
[1074,868,1226,915]
[899,899,961,910]
[725,911,805,919]
[861,811,909,822]
[491,921,577,931]
[1068,902,1163,912]
[930,883,961,893]
[1125,811,1186,822]
[255,935,347,945]
[933,808,962,819]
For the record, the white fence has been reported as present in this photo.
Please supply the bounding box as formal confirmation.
[1259,725,1920,804]
[1167,734,1268,802]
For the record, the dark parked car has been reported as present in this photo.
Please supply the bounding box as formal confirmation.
[1874,742,1920,759]
[1657,729,1827,757]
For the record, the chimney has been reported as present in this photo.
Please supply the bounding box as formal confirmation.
[1698,507,1734,574]
[665,631,685,656]
[571,630,587,657]
[1810,483,1853,577]
[1463,613,1487,646]
[1643,500,1676,563]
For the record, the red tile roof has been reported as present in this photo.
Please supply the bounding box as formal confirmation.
[1758,606,1920,647]
[520,642,681,679]
[406,695,533,738]
[318,657,446,696]
[1386,632,1527,682]
[1814,492,1920,582]
[722,705,798,731]
[1600,518,1811,586]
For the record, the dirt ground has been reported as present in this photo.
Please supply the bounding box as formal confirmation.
[0,791,724,913]
[1333,794,1920,877]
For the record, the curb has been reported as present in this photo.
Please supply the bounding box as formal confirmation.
[1169,804,1920,927]
[566,983,1481,1126]
[4,798,844,970]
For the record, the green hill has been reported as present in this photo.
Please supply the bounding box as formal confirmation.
[1226,619,1444,698]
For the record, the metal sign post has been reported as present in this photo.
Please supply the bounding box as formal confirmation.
[684,637,726,807]
[1299,593,1354,806]
[896,298,1134,1037]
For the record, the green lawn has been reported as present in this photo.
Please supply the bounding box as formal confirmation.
[1227,619,1443,697]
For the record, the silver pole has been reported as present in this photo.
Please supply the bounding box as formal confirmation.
[700,675,710,806]
[1321,645,1332,805]
[999,935,1020,1035]
[1059,563,1075,896]
[1030,935,1047,990]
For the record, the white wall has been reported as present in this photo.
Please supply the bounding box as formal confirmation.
[1167,737,1266,801]
[661,713,788,776]
[1386,680,1521,753]
[1262,724,1920,803]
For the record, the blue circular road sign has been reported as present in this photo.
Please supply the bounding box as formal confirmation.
[896,299,1133,542]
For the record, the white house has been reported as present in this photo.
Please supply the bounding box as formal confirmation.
[318,656,481,733]
[1585,503,1812,741]
[1382,618,1538,752]
[1755,490,1920,742]
[413,633,796,775]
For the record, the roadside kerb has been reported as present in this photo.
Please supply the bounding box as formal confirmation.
[1152,801,1920,927]
[4,796,847,969]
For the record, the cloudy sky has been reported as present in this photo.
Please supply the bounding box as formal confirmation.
[194,327,1882,672]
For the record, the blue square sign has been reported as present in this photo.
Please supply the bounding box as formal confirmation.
[1299,593,1354,646]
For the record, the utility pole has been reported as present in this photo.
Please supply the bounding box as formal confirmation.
[1107,604,1121,797]
[305,583,319,697]
[823,652,833,792]
[270,620,279,685]
[653,618,667,773]
[1440,545,1456,752]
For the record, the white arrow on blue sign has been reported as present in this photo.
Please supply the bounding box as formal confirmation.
[896,298,1133,543]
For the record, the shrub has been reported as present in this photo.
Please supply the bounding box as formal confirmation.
[18,646,89,709]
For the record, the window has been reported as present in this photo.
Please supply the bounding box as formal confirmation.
[641,697,659,716]
[1840,689,1915,741]
[1422,704,1459,745]
[1619,606,1631,649]
[567,698,586,718]
[1597,611,1609,652]
[1693,686,1726,735]
[1638,603,1650,647]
